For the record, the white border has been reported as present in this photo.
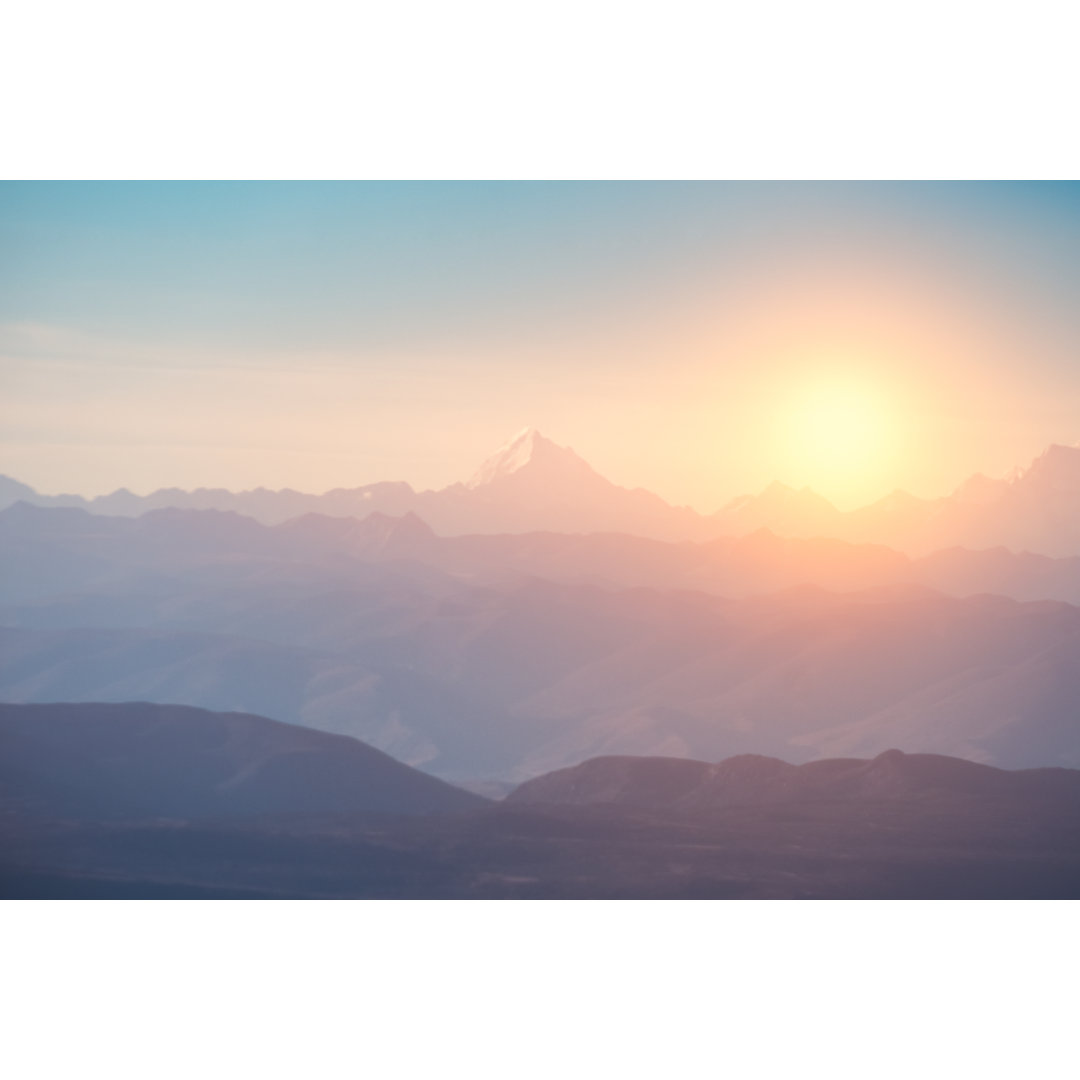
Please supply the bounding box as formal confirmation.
[4,1,1079,179]
[4,901,1076,1079]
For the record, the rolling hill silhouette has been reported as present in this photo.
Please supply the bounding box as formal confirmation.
[508,748,1080,810]
[0,701,485,818]
[3,727,1077,899]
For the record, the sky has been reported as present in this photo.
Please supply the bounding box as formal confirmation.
[1,180,1079,511]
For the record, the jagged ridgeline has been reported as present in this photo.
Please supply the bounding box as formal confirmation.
[6,431,1080,555]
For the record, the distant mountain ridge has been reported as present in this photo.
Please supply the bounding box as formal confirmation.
[8,498,1080,608]
[7,430,1080,555]
[0,429,704,541]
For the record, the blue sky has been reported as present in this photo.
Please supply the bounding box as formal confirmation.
[2,181,1079,507]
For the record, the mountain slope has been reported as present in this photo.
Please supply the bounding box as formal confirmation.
[0,624,515,779]
[0,701,485,819]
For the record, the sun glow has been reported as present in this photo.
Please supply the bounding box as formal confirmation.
[775,377,901,507]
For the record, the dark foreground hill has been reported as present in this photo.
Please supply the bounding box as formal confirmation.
[2,706,1077,899]
[0,702,485,819]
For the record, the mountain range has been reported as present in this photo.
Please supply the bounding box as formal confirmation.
[4,578,1080,781]
[4,490,1080,781]
[6,495,1080,610]
[4,430,1080,790]
[7,427,1080,556]
[3,703,1077,899]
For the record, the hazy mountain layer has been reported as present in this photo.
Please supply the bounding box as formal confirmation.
[5,501,1080,782]
[7,501,1080,609]
[0,429,707,541]
[4,581,1080,781]
[7,430,1080,555]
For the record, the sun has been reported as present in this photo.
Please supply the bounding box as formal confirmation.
[775,378,899,506]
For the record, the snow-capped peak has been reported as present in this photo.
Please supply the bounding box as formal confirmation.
[468,427,550,488]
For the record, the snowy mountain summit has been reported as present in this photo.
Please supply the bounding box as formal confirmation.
[467,427,593,489]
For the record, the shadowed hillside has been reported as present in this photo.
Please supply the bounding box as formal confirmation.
[0,702,485,818]
[2,718,1077,899]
